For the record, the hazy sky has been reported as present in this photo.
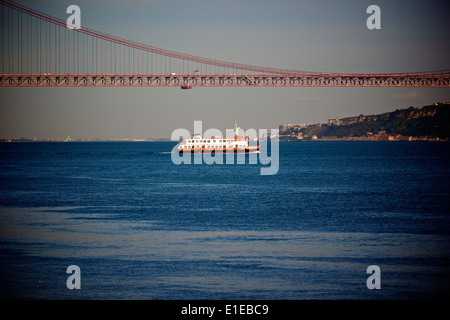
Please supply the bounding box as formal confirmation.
[1,0,449,139]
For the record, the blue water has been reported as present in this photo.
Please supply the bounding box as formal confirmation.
[0,141,449,299]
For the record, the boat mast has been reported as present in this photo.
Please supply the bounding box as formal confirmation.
[234,121,240,136]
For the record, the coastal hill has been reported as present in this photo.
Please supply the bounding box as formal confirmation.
[279,102,450,141]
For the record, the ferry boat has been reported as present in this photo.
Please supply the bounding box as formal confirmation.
[178,122,259,153]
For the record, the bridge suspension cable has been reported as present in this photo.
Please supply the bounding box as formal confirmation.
[0,0,449,87]
[0,0,316,75]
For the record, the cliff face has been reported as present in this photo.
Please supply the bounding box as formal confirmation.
[339,105,439,125]
[279,102,450,141]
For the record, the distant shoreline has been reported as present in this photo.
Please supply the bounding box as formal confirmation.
[1,138,448,143]
[0,138,172,142]
[279,102,450,142]
[280,136,446,142]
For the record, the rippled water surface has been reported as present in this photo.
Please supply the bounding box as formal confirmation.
[0,141,449,299]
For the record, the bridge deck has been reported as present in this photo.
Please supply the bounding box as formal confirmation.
[1,73,449,87]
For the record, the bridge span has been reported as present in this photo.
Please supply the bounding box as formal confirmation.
[1,0,449,88]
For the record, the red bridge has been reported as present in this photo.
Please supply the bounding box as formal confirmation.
[1,0,449,88]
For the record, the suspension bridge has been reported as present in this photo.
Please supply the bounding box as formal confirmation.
[0,0,449,89]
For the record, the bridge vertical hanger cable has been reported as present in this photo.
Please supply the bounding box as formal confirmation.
[0,0,448,87]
